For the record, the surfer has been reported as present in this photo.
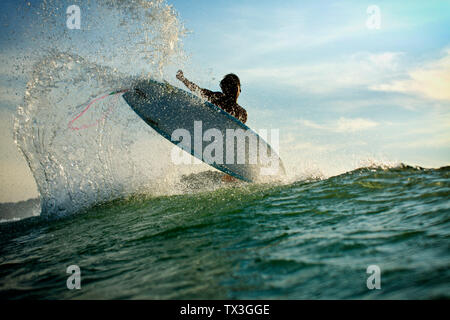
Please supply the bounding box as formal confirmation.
[176,70,247,183]
[176,70,247,124]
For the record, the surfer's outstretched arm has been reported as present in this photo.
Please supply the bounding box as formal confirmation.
[176,70,215,98]
[176,70,202,94]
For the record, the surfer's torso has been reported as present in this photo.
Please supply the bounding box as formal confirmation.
[199,89,248,124]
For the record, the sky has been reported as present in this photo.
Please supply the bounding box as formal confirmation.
[0,0,449,202]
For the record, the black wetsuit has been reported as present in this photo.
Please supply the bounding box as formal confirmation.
[199,89,248,124]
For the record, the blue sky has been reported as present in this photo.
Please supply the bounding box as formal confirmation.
[169,0,450,171]
[0,0,449,202]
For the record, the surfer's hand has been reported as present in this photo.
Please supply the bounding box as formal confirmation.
[176,70,184,81]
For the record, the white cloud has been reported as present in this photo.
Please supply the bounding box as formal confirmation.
[370,49,450,101]
[298,117,379,133]
[289,141,331,152]
[334,117,378,132]
[240,52,403,94]
[299,119,326,130]
[280,133,335,152]
[398,134,450,149]
[0,109,38,202]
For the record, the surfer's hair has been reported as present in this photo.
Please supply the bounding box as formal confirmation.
[220,73,241,98]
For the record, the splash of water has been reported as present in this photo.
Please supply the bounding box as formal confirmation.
[13,1,195,218]
[25,0,188,77]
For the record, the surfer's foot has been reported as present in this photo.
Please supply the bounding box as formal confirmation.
[221,174,237,183]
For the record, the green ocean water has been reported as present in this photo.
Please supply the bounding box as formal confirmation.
[0,165,449,299]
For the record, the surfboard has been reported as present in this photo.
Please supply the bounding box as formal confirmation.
[122,79,285,182]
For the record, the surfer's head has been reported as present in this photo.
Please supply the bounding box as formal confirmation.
[220,74,241,100]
